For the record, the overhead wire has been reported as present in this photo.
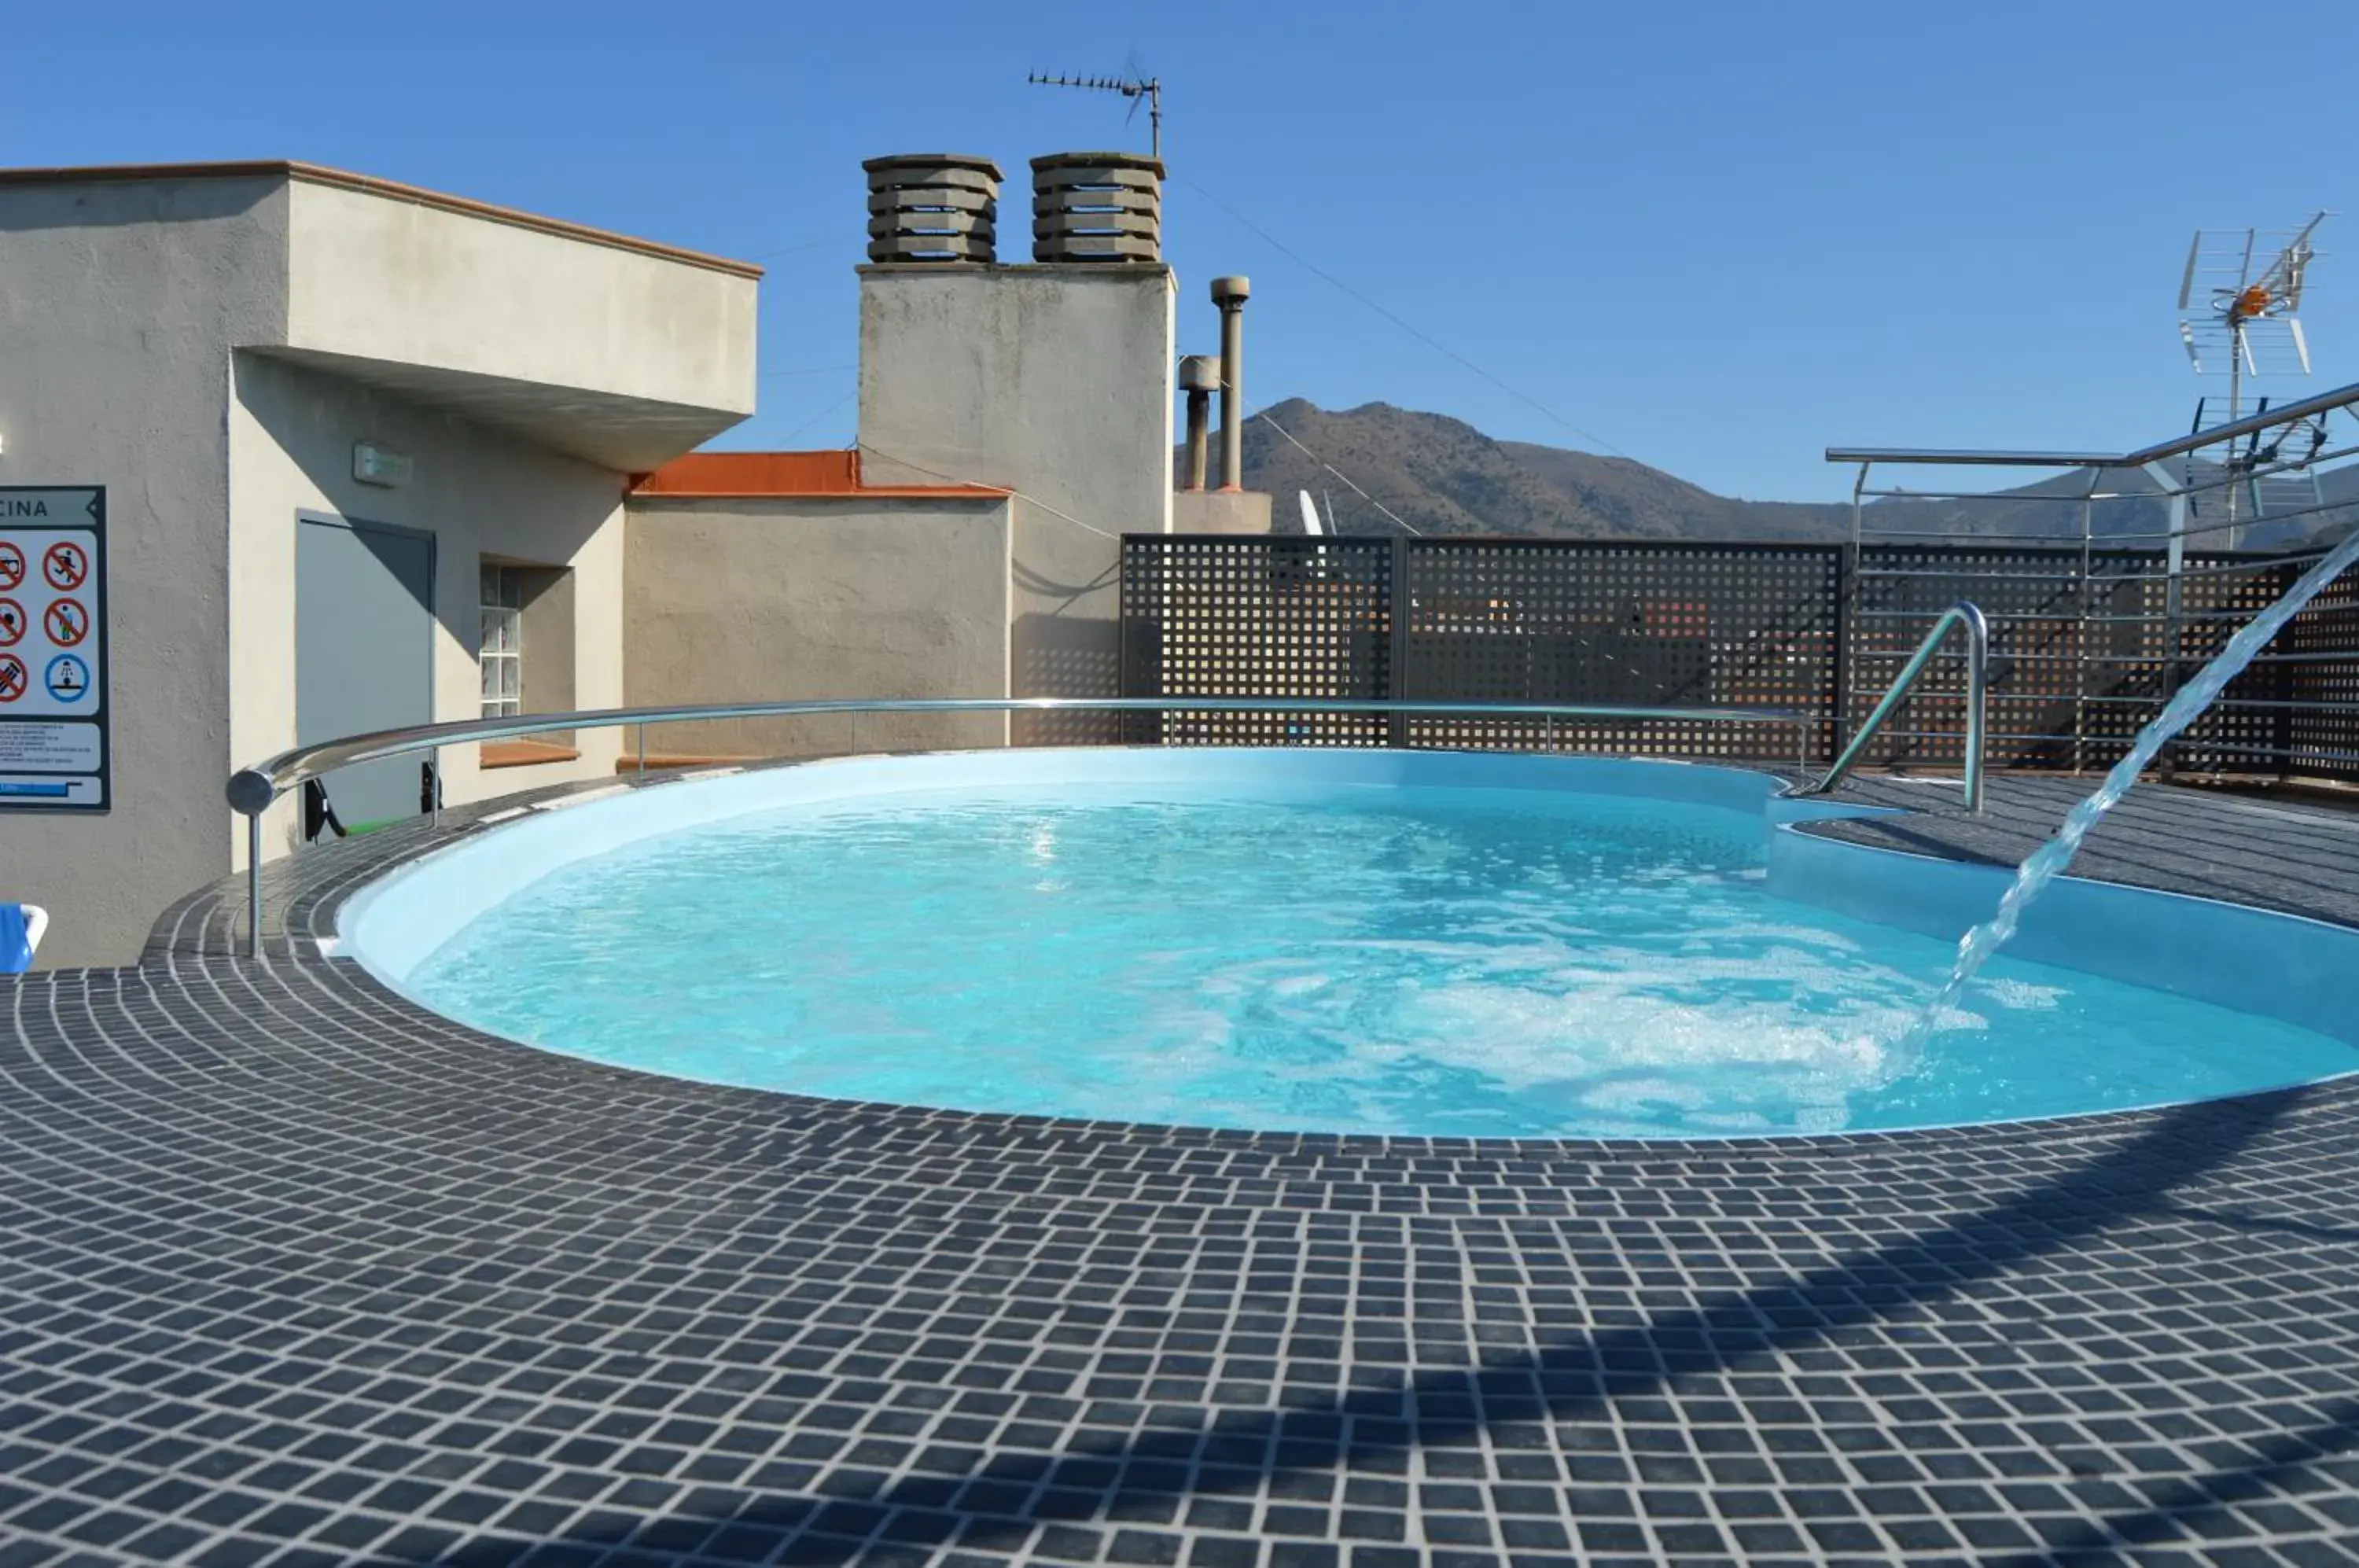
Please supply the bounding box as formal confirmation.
[853,442,1123,541]
[1173,173,1632,462]
[775,389,856,445]
[1253,411,1426,536]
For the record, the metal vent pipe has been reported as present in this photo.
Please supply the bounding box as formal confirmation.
[1178,355,1220,491]
[1211,276,1250,490]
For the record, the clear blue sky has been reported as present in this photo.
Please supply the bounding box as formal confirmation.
[8,0,2357,502]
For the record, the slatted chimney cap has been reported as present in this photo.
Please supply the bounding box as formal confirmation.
[1026,150,1166,179]
[1031,151,1164,263]
[864,153,1003,264]
[862,153,1006,182]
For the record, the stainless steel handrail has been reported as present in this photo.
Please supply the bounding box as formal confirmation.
[1794,602,1988,812]
[226,695,1811,960]
[1824,375,2359,468]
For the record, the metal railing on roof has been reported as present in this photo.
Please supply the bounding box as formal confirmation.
[1792,602,1988,812]
[1825,377,2359,469]
[225,695,1811,963]
[1824,383,2359,775]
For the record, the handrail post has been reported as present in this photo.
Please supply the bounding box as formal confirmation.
[1962,606,1986,815]
[1838,460,1867,754]
[1795,600,1988,812]
[246,813,263,963]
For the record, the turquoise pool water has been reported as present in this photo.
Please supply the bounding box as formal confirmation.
[403,779,2359,1139]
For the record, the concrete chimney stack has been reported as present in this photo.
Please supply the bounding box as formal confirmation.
[1032,153,1164,262]
[1177,355,1220,491]
[1211,276,1250,491]
[863,154,1002,263]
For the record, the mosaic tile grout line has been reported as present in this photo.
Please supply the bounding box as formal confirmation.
[5,760,2359,1565]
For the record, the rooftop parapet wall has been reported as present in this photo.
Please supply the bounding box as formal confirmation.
[630,450,1004,499]
[623,492,1014,760]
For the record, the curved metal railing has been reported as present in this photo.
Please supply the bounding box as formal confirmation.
[1795,601,1989,812]
[225,695,1811,959]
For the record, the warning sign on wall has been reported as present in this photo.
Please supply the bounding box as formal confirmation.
[0,488,107,812]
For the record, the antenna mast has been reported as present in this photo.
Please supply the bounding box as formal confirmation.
[1027,69,1162,159]
[2175,212,2329,545]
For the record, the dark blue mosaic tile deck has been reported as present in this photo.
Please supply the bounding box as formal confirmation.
[7,762,2359,1566]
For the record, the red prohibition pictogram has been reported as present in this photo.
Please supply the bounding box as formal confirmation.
[0,598,22,647]
[44,598,88,647]
[0,653,24,703]
[0,543,22,591]
[42,541,88,591]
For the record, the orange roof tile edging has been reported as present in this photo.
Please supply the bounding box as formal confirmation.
[630,451,1008,499]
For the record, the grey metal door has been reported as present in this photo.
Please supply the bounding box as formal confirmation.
[296,514,434,833]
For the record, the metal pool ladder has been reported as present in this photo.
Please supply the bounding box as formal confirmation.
[1794,600,1989,813]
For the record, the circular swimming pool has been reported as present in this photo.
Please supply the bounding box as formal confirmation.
[344,749,2359,1140]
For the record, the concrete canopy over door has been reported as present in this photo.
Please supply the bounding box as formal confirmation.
[296,513,433,831]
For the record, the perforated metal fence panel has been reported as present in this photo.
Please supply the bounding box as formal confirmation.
[1848,546,2303,774]
[2155,558,2299,775]
[1396,539,1838,760]
[1118,536,1393,745]
[1849,544,2088,771]
[1121,536,1835,760]
[2282,558,2359,782]
[1119,532,2359,782]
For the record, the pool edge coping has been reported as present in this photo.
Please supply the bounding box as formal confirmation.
[123,748,2359,1163]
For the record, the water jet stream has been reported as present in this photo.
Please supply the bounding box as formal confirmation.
[1908,525,2359,1049]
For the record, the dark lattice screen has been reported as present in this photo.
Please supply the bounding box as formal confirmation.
[1849,545,2091,771]
[1396,540,1838,760]
[1121,532,2356,781]
[1849,546,2300,773]
[1118,536,1393,745]
[2157,558,2298,774]
[2282,556,2359,783]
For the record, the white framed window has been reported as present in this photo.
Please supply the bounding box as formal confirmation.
[480,563,523,718]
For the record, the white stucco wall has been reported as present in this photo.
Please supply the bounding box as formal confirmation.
[858,264,1173,723]
[1008,510,1126,741]
[1171,491,1275,535]
[285,180,758,436]
[622,495,1013,758]
[857,265,1173,534]
[230,355,631,864]
[0,175,289,969]
[0,166,758,967]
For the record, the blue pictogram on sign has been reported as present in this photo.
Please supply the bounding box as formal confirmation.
[43,653,90,704]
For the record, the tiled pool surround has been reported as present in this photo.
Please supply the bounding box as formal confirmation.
[6,758,2359,1566]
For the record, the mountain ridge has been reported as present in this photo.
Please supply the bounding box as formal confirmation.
[1207,399,2350,546]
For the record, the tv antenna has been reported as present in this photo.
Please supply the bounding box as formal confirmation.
[2176,213,2329,543]
[1028,68,1161,160]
